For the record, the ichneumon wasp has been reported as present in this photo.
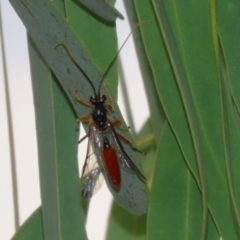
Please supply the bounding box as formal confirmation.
[57,24,148,215]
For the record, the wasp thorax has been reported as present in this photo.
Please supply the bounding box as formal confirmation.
[91,94,108,130]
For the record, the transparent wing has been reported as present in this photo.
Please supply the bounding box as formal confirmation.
[89,124,147,215]
[81,135,104,199]
[81,123,145,198]
[109,124,146,183]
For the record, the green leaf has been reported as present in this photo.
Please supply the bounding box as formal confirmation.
[76,0,124,21]
[151,1,208,237]
[10,0,148,230]
[106,203,147,240]
[134,0,239,238]
[10,0,240,238]
[147,123,219,240]
[123,0,166,145]
[12,208,44,240]
[28,39,86,239]
[65,0,119,98]
[218,0,240,113]
[63,0,148,215]
[218,0,240,227]
[135,119,157,184]
[218,33,240,237]
[10,0,104,118]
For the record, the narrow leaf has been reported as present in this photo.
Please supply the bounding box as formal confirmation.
[11,208,44,240]
[123,0,166,144]
[28,39,86,239]
[77,0,123,21]
[106,203,147,240]
[147,123,219,240]
[151,1,208,237]
[10,0,147,217]
[134,0,237,238]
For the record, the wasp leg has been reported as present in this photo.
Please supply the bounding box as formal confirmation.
[110,119,131,132]
[76,116,90,123]
[78,133,90,144]
[116,133,146,155]
[112,119,122,127]
[105,102,114,111]
[75,90,93,108]
[104,93,114,111]
[105,103,114,111]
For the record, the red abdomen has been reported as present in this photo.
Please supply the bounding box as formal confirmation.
[103,137,121,189]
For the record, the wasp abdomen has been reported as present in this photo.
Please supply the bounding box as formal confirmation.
[103,137,121,189]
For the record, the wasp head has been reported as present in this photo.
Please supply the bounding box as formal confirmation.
[90,94,107,105]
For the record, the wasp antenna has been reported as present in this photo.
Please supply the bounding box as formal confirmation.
[56,42,97,96]
[97,21,150,95]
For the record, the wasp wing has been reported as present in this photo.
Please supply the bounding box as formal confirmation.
[81,132,104,199]
[97,123,148,215]
[84,123,148,215]
[109,124,146,182]
[89,123,145,186]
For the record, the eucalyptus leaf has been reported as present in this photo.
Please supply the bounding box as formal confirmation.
[123,0,165,144]
[151,1,208,237]
[10,0,104,118]
[64,0,119,98]
[134,0,238,238]
[11,208,44,240]
[218,38,240,237]
[9,0,240,238]
[77,0,123,21]
[10,0,147,218]
[218,0,240,113]
[218,2,240,233]
[147,123,219,240]
[28,39,86,239]
[106,202,147,240]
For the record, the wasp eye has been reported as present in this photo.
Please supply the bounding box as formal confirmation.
[100,95,106,102]
[90,95,96,104]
